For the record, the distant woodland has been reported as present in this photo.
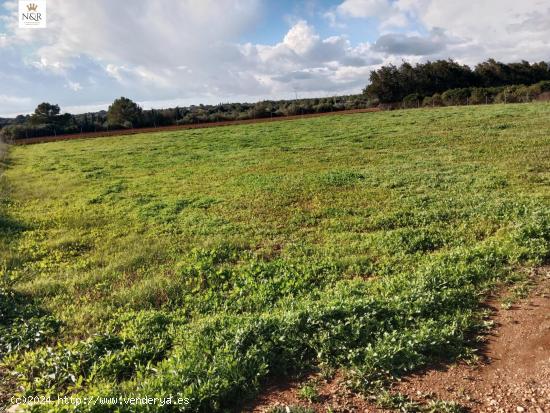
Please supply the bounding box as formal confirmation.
[1,59,549,141]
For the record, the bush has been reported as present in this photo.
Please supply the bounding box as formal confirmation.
[403,93,422,108]
[469,87,500,104]
[0,125,28,141]
[422,93,443,107]
[441,88,471,106]
[297,383,320,403]
[494,85,533,103]
[528,80,550,95]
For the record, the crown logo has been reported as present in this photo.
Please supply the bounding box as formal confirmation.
[26,3,38,11]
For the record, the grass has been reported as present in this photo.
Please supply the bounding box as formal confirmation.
[0,103,549,412]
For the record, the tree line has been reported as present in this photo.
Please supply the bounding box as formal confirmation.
[410,81,550,109]
[365,59,550,103]
[0,95,371,141]
[2,58,550,142]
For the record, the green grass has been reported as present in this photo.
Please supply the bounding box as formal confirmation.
[1,103,549,412]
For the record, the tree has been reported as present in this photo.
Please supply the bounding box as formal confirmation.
[107,97,142,128]
[27,102,72,136]
[14,115,28,124]
[30,102,60,125]
[364,59,550,103]
[364,64,402,102]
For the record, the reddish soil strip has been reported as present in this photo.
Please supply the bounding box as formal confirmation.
[393,267,550,413]
[0,366,17,409]
[12,108,380,146]
[244,371,373,413]
[246,267,550,413]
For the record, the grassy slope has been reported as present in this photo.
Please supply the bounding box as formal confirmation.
[1,103,549,411]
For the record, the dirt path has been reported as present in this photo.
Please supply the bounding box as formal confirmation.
[247,267,550,412]
[392,267,550,413]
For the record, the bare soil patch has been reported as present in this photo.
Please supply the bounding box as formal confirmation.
[247,267,550,413]
[0,366,18,410]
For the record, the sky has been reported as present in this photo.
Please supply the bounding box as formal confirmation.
[0,0,549,116]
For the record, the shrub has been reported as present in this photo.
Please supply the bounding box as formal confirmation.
[494,85,532,103]
[469,87,501,104]
[403,93,422,108]
[441,88,471,106]
[422,93,443,107]
[529,80,550,95]
[297,383,320,403]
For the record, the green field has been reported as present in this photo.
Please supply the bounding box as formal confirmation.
[1,103,549,411]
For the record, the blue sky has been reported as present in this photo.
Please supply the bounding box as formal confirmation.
[249,1,380,44]
[0,0,548,116]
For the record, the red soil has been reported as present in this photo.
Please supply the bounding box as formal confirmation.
[246,267,550,413]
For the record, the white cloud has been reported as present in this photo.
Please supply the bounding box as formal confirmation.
[336,0,411,29]
[0,94,32,115]
[379,0,550,64]
[336,0,550,64]
[0,34,8,48]
[0,0,548,116]
[5,0,264,93]
[283,20,319,55]
[337,0,393,19]
[31,57,67,72]
[1,1,382,103]
[0,94,31,105]
[245,20,382,95]
[322,10,347,29]
[105,64,124,82]
[373,28,449,56]
[66,81,82,92]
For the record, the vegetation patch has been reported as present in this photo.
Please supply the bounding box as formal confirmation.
[0,103,549,412]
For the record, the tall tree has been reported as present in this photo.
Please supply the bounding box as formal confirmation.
[30,102,60,125]
[107,97,143,128]
[364,59,550,103]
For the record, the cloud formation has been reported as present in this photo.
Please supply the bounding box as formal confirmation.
[335,0,550,63]
[338,0,394,19]
[373,28,448,56]
[244,20,381,94]
[0,0,548,116]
